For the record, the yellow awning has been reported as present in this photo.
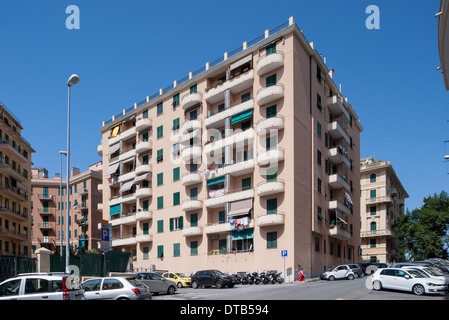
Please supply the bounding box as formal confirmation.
[111,125,120,138]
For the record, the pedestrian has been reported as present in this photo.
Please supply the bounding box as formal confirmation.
[297,267,305,285]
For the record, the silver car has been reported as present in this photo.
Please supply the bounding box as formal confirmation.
[136,272,177,295]
[81,277,151,300]
[0,273,85,300]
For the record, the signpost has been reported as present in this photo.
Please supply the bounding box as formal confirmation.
[99,220,111,276]
[281,250,287,282]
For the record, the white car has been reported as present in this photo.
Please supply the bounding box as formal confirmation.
[320,265,355,281]
[0,273,85,300]
[81,276,151,300]
[402,266,449,286]
[372,268,447,295]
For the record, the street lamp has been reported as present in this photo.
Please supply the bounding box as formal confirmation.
[66,74,79,273]
[59,151,67,257]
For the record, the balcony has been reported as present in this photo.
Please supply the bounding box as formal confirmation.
[257,148,285,166]
[38,222,54,230]
[205,219,254,234]
[135,187,152,199]
[182,171,202,186]
[361,229,394,238]
[38,193,54,201]
[181,92,203,110]
[328,200,351,217]
[136,139,152,154]
[205,69,254,104]
[327,96,349,117]
[112,235,137,247]
[204,128,254,157]
[136,233,153,243]
[135,163,152,175]
[328,173,351,192]
[0,207,28,222]
[256,180,285,197]
[257,212,285,227]
[135,117,152,132]
[182,226,203,237]
[327,147,351,167]
[181,145,202,163]
[256,84,284,106]
[109,193,137,206]
[205,188,254,209]
[256,116,284,135]
[37,208,55,216]
[110,213,137,227]
[327,121,350,144]
[136,210,153,221]
[366,196,393,206]
[109,127,136,146]
[182,119,202,134]
[182,199,203,212]
[205,99,254,129]
[256,51,285,76]
[328,223,351,241]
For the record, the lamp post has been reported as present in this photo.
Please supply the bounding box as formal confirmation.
[59,151,67,257]
[66,74,79,273]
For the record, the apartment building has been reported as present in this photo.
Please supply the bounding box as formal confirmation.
[31,162,103,256]
[98,17,363,279]
[0,102,35,257]
[360,157,408,264]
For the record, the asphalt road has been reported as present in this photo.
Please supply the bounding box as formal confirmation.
[153,277,448,301]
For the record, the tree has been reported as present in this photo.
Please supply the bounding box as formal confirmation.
[396,191,449,261]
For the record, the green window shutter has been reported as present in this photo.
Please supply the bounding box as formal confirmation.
[267,198,277,214]
[318,206,324,221]
[157,102,163,115]
[157,245,164,258]
[267,169,277,182]
[266,105,277,118]
[267,231,277,248]
[170,218,174,231]
[157,196,164,209]
[142,155,149,165]
[157,172,163,186]
[174,243,180,257]
[172,93,180,107]
[173,192,180,206]
[191,213,198,227]
[156,149,163,162]
[190,241,198,255]
[143,222,149,235]
[172,118,180,131]
[317,149,322,165]
[157,220,164,233]
[242,177,251,191]
[317,121,322,138]
[157,125,163,139]
[371,222,377,231]
[370,173,376,183]
[143,200,149,211]
[173,167,180,181]
[266,43,276,55]
[179,216,183,229]
[317,93,323,110]
[370,189,377,198]
[142,132,149,141]
[266,74,277,87]
[190,84,197,94]
[190,187,198,200]
[370,206,376,215]
[219,210,226,224]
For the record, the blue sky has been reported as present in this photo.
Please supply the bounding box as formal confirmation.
[0,1,446,212]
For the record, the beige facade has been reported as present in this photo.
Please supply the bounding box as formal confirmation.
[30,162,103,256]
[359,157,408,264]
[0,102,35,257]
[98,17,363,280]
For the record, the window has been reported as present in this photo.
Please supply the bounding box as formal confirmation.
[370,173,377,183]
[370,239,376,248]
[157,196,163,209]
[370,206,376,216]
[266,42,276,55]
[317,65,322,80]
[102,279,124,290]
[157,173,163,186]
[157,125,163,139]
[370,221,377,231]
[242,177,251,191]
[370,189,377,198]
[317,93,323,110]
[173,167,180,181]
[172,118,180,131]
[218,210,226,224]
[157,245,164,258]
[317,178,322,193]
[143,247,149,260]
[266,105,277,118]
[267,232,277,248]
[318,206,324,221]
[172,93,180,107]
[173,243,180,257]
[190,241,198,255]
[156,149,163,163]
[317,121,322,138]
[266,74,277,87]
[267,198,277,214]
[190,187,198,200]
[157,220,164,233]
[190,84,197,94]
[190,213,198,227]
[170,216,183,231]
[24,278,49,295]
[241,92,251,102]
[173,192,180,206]
[317,149,322,166]
[157,102,163,115]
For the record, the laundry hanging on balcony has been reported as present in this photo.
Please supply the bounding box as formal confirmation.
[344,191,353,209]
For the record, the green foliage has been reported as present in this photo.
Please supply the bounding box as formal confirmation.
[396,191,449,261]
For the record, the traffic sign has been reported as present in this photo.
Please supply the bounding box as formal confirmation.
[281,250,287,258]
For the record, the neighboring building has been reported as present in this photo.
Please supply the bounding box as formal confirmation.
[31,162,103,256]
[98,17,363,280]
[438,0,449,90]
[359,157,408,264]
[0,102,35,257]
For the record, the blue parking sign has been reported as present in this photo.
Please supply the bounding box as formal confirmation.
[101,227,109,241]
[281,250,287,258]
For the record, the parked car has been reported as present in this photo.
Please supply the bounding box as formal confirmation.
[424,259,449,273]
[348,264,365,278]
[371,268,447,296]
[191,270,239,289]
[136,272,177,295]
[320,265,355,281]
[0,272,85,300]
[161,272,191,288]
[402,266,449,285]
[81,276,151,300]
